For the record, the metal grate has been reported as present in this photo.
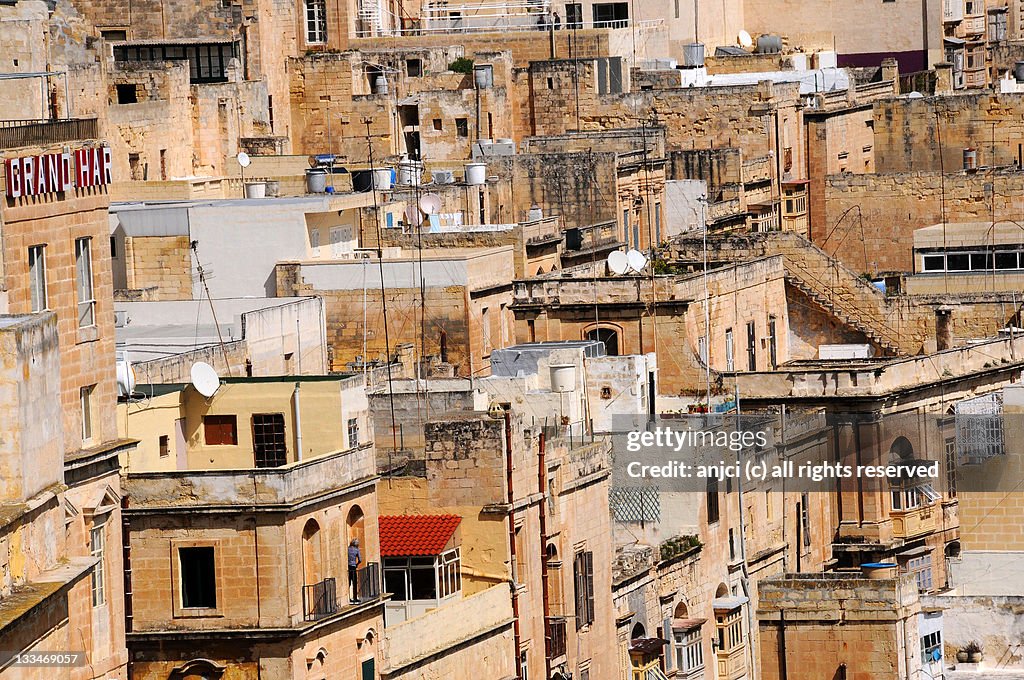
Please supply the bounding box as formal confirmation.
[955,393,1004,464]
[252,413,287,468]
[610,486,661,523]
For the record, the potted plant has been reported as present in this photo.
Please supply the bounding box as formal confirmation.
[956,648,969,664]
[963,641,983,663]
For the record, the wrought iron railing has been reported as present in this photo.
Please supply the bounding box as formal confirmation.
[357,562,381,601]
[303,577,338,621]
[0,118,100,149]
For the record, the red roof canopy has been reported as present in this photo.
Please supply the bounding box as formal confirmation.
[379,514,462,557]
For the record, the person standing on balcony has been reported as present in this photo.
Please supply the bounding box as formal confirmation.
[554,12,561,29]
[348,538,361,603]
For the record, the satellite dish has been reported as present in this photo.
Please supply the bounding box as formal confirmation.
[607,251,629,275]
[116,354,136,398]
[190,362,221,398]
[404,205,422,225]
[627,249,649,273]
[738,30,753,48]
[419,193,442,215]
[237,152,251,168]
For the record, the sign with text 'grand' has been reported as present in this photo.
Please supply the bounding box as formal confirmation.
[4,147,112,199]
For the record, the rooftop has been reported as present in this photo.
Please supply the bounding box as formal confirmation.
[379,514,462,557]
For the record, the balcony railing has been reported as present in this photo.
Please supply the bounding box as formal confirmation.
[357,562,382,601]
[0,118,100,149]
[303,577,339,621]
[891,505,937,539]
[546,616,567,660]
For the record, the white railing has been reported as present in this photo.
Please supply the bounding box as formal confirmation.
[355,9,663,37]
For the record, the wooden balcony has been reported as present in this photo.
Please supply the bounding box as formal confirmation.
[891,506,937,540]
[716,647,746,680]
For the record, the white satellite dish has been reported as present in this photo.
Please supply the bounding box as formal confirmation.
[236,152,251,168]
[190,361,221,398]
[419,193,442,215]
[116,353,136,398]
[404,205,422,226]
[738,30,753,48]
[607,251,629,275]
[626,249,649,273]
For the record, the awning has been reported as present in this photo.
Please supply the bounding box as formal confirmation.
[629,637,669,654]
[379,514,462,557]
[944,37,967,45]
[712,595,749,612]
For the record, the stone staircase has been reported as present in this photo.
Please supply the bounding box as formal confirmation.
[670,231,907,356]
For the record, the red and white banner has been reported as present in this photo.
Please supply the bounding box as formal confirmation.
[4,147,112,199]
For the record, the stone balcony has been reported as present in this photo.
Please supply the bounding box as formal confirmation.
[122,443,376,511]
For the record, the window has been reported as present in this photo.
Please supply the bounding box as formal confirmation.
[906,554,934,591]
[90,525,106,606]
[706,473,719,524]
[305,0,327,44]
[432,118,442,131]
[252,413,287,468]
[716,608,743,652]
[945,437,957,497]
[179,546,217,609]
[587,327,619,356]
[348,417,360,448]
[406,58,423,77]
[800,492,811,547]
[455,118,469,138]
[159,434,170,458]
[592,2,629,28]
[115,83,138,104]
[728,528,735,560]
[768,316,777,369]
[81,385,94,442]
[921,630,942,663]
[109,235,117,258]
[565,3,583,28]
[75,238,95,328]
[203,415,238,446]
[725,328,734,371]
[922,254,945,272]
[310,228,320,257]
[673,0,680,18]
[674,627,703,673]
[28,245,47,312]
[573,550,595,629]
[481,306,491,353]
[995,251,1020,269]
[989,10,1007,41]
[113,43,237,84]
[520,651,529,680]
[623,209,630,246]
[101,29,127,41]
[655,202,662,243]
[746,321,756,371]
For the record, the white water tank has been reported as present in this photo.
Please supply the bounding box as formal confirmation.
[682,43,705,68]
[549,363,577,393]
[398,160,424,185]
[528,205,543,221]
[465,162,487,185]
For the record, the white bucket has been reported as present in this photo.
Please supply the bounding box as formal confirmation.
[549,363,576,393]
[465,162,487,185]
[244,181,267,198]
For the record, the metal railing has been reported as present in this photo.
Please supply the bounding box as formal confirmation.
[357,562,382,601]
[0,118,99,149]
[355,15,663,37]
[303,577,339,621]
[546,616,567,659]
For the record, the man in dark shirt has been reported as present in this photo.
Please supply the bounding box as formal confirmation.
[348,538,361,603]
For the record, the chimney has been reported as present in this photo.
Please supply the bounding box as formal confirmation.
[881,58,899,92]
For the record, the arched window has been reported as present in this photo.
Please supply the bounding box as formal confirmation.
[715,582,729,598]
[302,519,323,586]
[889,436,915,461]
[631,622,646,640]
[586,327,619,356]
[673,601,689,619]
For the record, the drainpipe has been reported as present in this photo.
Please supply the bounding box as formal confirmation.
[121,496,134,679]
[293,382,303,461]
[505,411,522,678]
[538,431,551,680]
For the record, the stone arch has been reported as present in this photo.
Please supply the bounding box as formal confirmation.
[302,518,323,585]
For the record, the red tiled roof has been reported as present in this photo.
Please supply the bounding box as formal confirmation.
[379,514,462,557]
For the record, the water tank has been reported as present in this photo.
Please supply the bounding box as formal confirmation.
[549,363,577,393]
[397,160,424,186]
[1015,60,1024,82]
[789,52,808,71]
[373,75,389,95]
[860,563,898,580]
[755,34,782,54]
[306,168,328,193]
[116,359,136,398]
[963,147,978,171]
[243,181,267,198]
[682,43,705,68]
[373,168,393,190]
[528,205,543,221]
[473,64,494,89]
[465,162,487,185]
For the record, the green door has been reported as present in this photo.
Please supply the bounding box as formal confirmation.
[361,658,375,680]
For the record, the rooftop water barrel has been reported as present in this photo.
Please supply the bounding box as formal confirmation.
[682,43,705,68]
[398,160,424,185]
[244,181,266,198]
[306,168,327,193]
[1016,60,1024,82]
[373,168,393,190]
[756,34,782,54]
[374,75,389,94]
[465,162,487,185]
[963,148,977,171]
[549,364,577,393]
